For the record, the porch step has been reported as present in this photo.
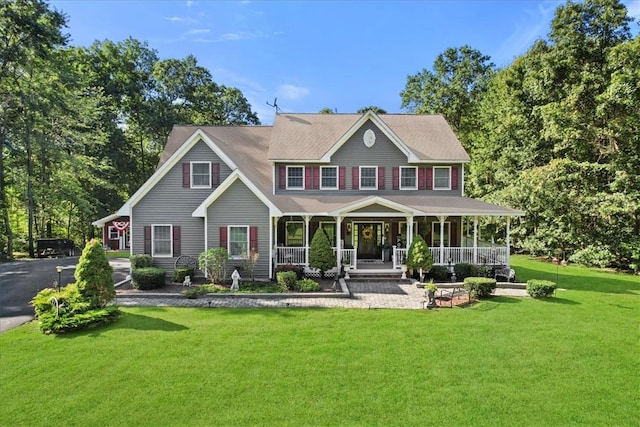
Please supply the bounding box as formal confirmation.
[347,270,407,281]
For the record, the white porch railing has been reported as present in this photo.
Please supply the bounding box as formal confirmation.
[276,246,508,269]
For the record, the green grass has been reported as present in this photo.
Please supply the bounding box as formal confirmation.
[105,250,130,258]
[1,255,638,426]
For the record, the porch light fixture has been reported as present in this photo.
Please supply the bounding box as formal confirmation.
[347,223,351,233]
[385,223,389,233]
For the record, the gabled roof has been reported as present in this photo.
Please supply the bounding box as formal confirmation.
[267,112,470,163]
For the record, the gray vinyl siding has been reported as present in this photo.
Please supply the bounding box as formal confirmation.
[131,139,232,273]
[274,120,462,196]
[207,180,270,279]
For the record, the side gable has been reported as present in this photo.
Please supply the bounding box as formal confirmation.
[192,170,282,217]
[117,128,236,216]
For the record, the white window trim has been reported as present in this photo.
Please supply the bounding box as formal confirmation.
[433,166,451,190]
[190,161,211,189]
[359,166,378,190]
[400,166,418,190]
[431,221,451,247]
[320,166,338,190]
[108,226,119,240]
[286,165,305,190]
[228,225,250,259]
[152,224,173,258]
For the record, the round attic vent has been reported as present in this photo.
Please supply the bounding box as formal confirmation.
[363,129,376,148]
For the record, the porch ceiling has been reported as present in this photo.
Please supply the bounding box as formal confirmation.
[272,194,525,217]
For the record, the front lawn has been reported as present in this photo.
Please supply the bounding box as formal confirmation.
[1,256,638,426]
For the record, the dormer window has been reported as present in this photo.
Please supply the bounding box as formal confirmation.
[287,166,304,189]
[400,167,417,190]
[433,167,451,190]
[360,166,377,190]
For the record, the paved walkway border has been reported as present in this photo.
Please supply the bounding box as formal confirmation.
[116,279,529,310]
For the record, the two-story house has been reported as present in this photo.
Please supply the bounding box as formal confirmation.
[94,111,524,279]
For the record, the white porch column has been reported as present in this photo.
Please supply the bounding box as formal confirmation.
[335,216,342,268]
[506,217,511,267]
[439,216,446,265]
[304,215,311,266]
[473,216,478,264]
[271,216,279,278]
[406,215,414,248]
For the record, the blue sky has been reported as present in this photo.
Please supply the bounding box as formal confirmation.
[50,0,640,125]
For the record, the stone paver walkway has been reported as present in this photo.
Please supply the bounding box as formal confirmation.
[116,281,528,310]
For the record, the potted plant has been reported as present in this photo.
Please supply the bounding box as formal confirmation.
[424,281,438,309]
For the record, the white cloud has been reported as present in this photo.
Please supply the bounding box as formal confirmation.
[278,84,310,101]
[164,16,197,24]
[491,2,559,66]
[186,1,194,7]
[188,28,210,35]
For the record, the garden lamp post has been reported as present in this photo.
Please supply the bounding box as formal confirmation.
[56,266,62,291]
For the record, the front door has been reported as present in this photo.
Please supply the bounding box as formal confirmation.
[356,223,382,259]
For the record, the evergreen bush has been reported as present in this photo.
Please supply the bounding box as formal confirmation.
[295,278,321,292]
[74,239,115,309]
[406,235,433,278]
[309,228,336,278]
[131,254,153,269]
[131,267,166,290]
[454,263,478,280]
[173,267,194,283]
[276,271,297,290]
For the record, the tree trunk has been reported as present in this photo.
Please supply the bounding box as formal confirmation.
[0,130,13,258]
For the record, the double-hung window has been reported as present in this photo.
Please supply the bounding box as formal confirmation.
[228,226,249,258]
[287,166,304,189]
[285,221,304,246]
[152,225,172,257]
[360,166,377,190]
[433,167,451,190]
[320,166,338,189]
[108,226,119,240]
[400,167,417,190]
[191,162,211,188]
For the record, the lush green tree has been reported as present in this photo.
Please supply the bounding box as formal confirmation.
[309,228,336,278]
[400,45,494,140]
[318,107,335,114]
[74,239,115,308]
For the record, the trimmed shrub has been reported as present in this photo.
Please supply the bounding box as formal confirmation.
[131,267,166,290]
[173,267,194,283]
[406,235,433,276]
[526,280,557,298]
[309,228,336,278]
[295,278,321,292]
[454,263,478,281]
[463,277,496,299]
[276,271,297,291]
[274,264,304,280]
[130,254,153,270]
[74,239,115,309]
[428,265,450,281]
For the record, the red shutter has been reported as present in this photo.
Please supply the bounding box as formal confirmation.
[249,226,258,251]
[212,163,220,186]
[378,167,385,190]
[305,167,312,190]
[426,167,433,190]
[278,166,286,189]
[173,226,181,256]
[451,166,459,190]
[451,221,458,247]
[182,163,190,188]
[392,167,400,190]
[418,168,426,190]
[352,167,359,190]
[313,167,320,190]
[339,167,346,189]
[220,227,228,249]
[144,226,151,254]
